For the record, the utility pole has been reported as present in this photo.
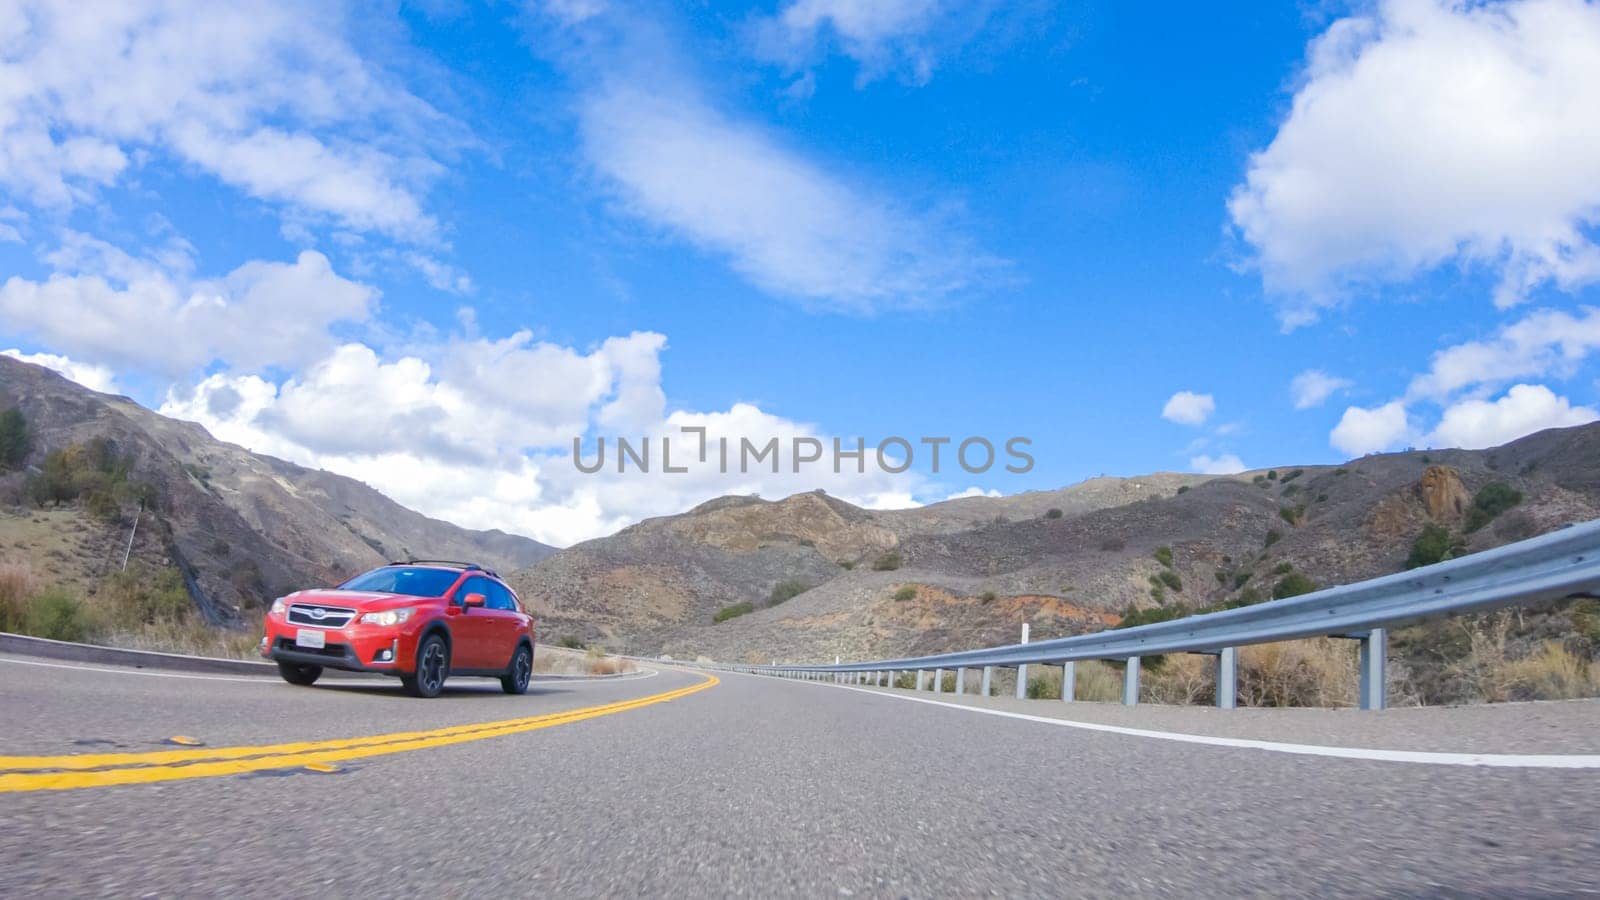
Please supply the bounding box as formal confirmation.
[120,500,143,571]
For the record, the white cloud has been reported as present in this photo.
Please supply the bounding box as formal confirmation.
[0,0,457,241]
[0,236,375,376]
[1290,369,1352,409]
[1429,383,1598,449]
[1,349,118,393]
[758,0,946,83]
[943,486,1001,500]
[1229,0,1600,323]
[1330,400,1411,456]
[1408,306,1600,400]
[160,339,932,547]
[1190,453,1246,475]
[580,83,998,312]
[1161,391,1215,426]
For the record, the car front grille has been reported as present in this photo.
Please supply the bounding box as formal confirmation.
[286,603,357,628]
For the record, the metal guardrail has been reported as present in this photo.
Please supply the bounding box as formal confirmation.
[691,519,1600,710]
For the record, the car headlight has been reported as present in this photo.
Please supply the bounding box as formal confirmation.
[269,598,286,616]
[360,608,415,627]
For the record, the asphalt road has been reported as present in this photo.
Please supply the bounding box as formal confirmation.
[2,653,1598,897]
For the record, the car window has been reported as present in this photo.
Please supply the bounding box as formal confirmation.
[339,566,462,598]
[488,582,517,611]
[456,576,493,606]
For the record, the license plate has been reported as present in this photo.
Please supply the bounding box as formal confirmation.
[295,629,327,649]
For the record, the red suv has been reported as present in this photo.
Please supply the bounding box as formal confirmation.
[261,561,536,698]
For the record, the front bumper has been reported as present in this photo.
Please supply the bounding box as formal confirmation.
[262,619,417,674]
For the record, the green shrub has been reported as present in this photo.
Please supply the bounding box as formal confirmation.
[1148,583,1166,604]
[1405,523,1461,570]
[557,635,585,649]
[839,560,855,570]
[1157,569,1182,592]
[768,579,808,606]
[1044,508,1063,519]
[893,586,917,602]
[26,590,90,642]
[1280,469,1304,483]
[1236,586,1264,605]
[1118,603,1183,629]
[1267,469,1278,481]
[1465,482,1524,533]
[1335,468,1349,476]
[99,567,191,628]
[1273,561,1294,576]
[1264,530,1282,548]
[979,591,996,604]
[1027,673,1059,699]
[84,489,121,522]
[1153,546,1174,568]
[1272,573,1317,599]
[1232,571,1252,590]
[871,552,902,571]
[1281,484,1298,498]
[0,408,30,469]
[1279,505,1305,526]
[712,602,754,623]
[1573,599,1600,644]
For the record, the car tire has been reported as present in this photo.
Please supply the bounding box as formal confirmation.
[502,644,533,695]
[277,661,323,686]
[403,633,449,698]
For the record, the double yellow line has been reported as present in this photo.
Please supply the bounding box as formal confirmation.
[1,672,717,793]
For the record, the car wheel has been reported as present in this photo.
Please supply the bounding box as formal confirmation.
[403,633,449,698]
[277,661,322,686]
[502,644,533,695]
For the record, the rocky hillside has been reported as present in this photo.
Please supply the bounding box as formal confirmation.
[0,356,553,624]
[510,425,1600,665]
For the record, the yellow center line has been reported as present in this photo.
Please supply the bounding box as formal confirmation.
[0,672,717,793]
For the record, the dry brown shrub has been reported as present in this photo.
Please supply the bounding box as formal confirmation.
[1238,638,1358,707]
[1142,654,1214,705]
[1503,641,1600,700]
[0,561,39,633]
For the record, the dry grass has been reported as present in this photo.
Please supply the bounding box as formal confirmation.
[1237,638,1359,708]
[1441,613,1600,702]
[535,643,637,676]
[0,561,40,633]
[1141,655,1213,705]
[1502,641,1600,699]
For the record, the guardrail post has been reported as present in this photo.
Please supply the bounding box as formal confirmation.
[955,667,966,694]
[934,668,944,693]
[981,665,992,696]
[1015,622,1030,699]
[1061,661,1075,702]
[916,670,926,691]
[1216,647,1237,709]
[1359,628,1387,711]
[1122,657,1141,706]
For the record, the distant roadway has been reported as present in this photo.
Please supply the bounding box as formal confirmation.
[2,651,1597,896]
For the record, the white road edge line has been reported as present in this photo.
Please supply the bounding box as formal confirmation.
[725,670,1600,769]
[0,655,659,685]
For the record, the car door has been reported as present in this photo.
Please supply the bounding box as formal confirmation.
[481,581,523,670]
[449,576,497,670]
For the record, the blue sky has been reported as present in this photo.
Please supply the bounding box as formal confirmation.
[2,0,1599,545]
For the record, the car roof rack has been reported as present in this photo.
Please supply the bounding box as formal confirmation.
[387,559,503,579]
[390,559,481,571]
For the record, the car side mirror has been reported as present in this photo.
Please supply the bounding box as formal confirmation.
[462,592,487,608]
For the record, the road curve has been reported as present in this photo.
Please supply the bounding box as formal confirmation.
[2,653,1597,896]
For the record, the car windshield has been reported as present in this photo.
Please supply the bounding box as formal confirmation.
[338,566,461,598]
